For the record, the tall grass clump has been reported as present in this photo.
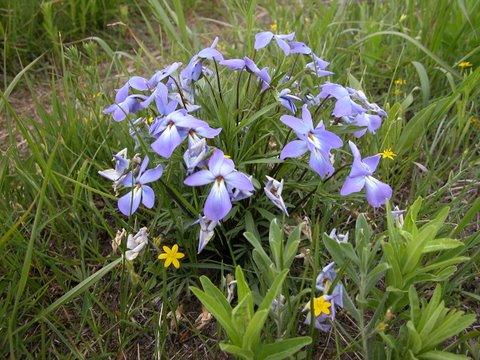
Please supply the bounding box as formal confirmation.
[0,0,134,78]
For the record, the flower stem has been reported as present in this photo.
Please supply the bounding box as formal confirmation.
[235,70,243,126]
[213,59,224,102]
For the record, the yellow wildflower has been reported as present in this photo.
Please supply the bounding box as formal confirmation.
[394,78,406,86]
[146,116,155,125]
[470,116,480,129]
[399,14,407,22]
[376,322,388,332]
[313,296,331,317]
[270,21,277,32]
[224,154,231,159]
[458,61,472,69]
[158,244,185,269]
[393,88,403,96]
[380,148,396,160]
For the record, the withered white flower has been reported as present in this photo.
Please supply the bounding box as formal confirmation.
[264,176,289,215]
[125,227,149,261]
[328,228,349,243]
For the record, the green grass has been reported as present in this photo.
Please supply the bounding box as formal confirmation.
[1,0,479,358]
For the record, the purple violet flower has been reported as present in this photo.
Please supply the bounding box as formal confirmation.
[150,110,221,158]
[344,113,383,138]
[98,148,129,182]
[104,94,145,122]
[118,156,163,216]
[306,54,334,77]
[317,82,366,118]
[254,31,295,55]
[195,215,218,253]
[229,175,254,202]
[340,141,392,207]
[141,82,178,115]
[288,41,312,55]
[316,262,338,292]
[184,149,254,221]
[181,37,224,83]
[148,62,182,88]
[279,105,343,178]
[278,89,302,113]
[183,138,210,174]
[347,87,387,117]
[99,148,131,192]
[220,56,271,91]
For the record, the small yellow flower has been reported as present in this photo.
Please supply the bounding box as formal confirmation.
[394,78,406,86]
[270,21,277,32]
[470,116,480,128]
[146,116,155,125]
[376,322,388,332]
[313,296,331,317]
[158,244,185,269]
[224,154,231,159]
[380,148,397,160]
[399,14,407,22]
[458,61,472,69]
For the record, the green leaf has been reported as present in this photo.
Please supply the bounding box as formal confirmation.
[365,262,390,295]
[383,242,403,289]
[418,285,443,331]
[283,225,301,269]
[418,301,445,339]
[252,250,276,285]
[232,293,253,333]
[258,269,289,312]
[404,197,423,233]
[199,276,233,315]
[422,238,463,253]
[190,287,240,345]
[0,55,43,111]
[355,213,373,249]
[219,343,254,359]
[242,309,269,351]
[450,198,480,237]
[406,321,423,353]
[235,266,253,316]
[418,351,470,360]
[244,232,273,268]
[341,288,361,322]
[419,256,469,273]
[237,103,277,133]
[268,218,283,270]
[411,61,431,106]
[403,225,437,273]
[423,312,475,349]
[409,286,421,324]
[258,337,312,360]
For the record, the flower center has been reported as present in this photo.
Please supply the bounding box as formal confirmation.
[215,176,224,184]
[307,132,320,148]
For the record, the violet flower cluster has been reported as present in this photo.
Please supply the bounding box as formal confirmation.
[99,29,392,253]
